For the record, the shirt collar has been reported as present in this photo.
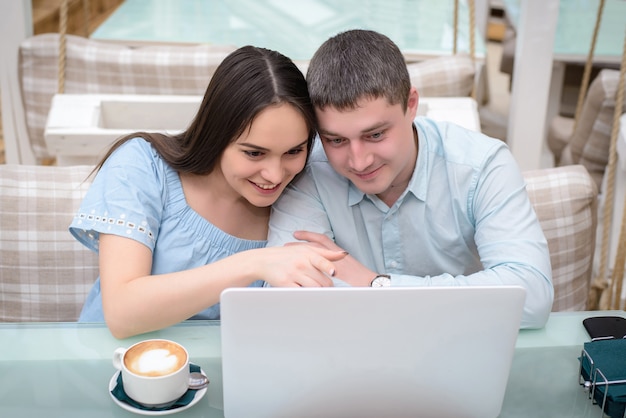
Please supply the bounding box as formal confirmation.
[409,121,429,202]
[348,182,366,206]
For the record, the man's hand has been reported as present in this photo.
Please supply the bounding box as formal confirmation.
[290,230,376,287]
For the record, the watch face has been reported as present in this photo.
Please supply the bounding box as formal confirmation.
[372,276,391,287]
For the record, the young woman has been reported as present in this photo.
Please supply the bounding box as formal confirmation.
[70,46,345,339]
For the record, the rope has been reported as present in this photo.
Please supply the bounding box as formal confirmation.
[468,0,475,62]
[453,0,459,54]
[451,0,477,99]
[57,0,68,94]
[573,0,605,133]
[607,31,626,310]
[82,0,90,37]
[468,0,476,99]
[595,30,626,310]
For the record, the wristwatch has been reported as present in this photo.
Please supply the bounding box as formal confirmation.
[370,274,391,287]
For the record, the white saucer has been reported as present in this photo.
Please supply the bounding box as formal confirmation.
[108,368,208,416]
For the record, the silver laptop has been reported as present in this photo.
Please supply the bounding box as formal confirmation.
[220,286,526,418]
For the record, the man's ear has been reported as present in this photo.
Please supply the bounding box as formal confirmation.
[406,87,419,117]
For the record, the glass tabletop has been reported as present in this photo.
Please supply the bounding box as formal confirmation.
[1,311,624,417]
[1,321,224,417]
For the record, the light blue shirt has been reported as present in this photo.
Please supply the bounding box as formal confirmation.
[268,117,554,328]
[70,138,265,322]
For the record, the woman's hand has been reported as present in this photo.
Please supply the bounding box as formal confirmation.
[253,244,348,288]
[289,231,376,287]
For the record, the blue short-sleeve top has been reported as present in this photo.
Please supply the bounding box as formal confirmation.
[69,138,266,321]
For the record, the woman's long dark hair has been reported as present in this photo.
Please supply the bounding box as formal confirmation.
[93,46,316,175]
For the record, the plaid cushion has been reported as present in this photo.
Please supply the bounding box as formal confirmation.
[549,69,624,191]
[19,33,236,162]
[523,165,598,311]
[0,164,98,322]
[406,54,475,98]
[546,115,574,163]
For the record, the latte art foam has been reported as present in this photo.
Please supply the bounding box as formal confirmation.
[124,340,187,377]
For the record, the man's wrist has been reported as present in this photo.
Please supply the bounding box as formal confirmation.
[370,274,391,287]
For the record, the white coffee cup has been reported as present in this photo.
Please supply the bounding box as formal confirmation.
[112,339,190,407]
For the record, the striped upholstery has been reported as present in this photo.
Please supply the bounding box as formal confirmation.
[0,164,597,321]
[19,34,475,164]
[523,165,598,311]
[19,33,236,163]
[0,164,98,322]
[548,69,625,191]
[407,54,475,98]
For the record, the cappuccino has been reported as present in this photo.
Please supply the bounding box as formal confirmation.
[124,340,187,377]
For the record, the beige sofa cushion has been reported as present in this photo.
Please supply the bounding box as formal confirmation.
[548,69,624,191]
[0,164,98,322]
[0,163,597,320]
[523,165,598,311]
[407,54,475,97]
[20,34,475,163]
[546,115,575,163]
[19,33,236,162]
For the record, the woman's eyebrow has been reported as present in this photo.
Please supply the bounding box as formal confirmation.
[238,139,308,151]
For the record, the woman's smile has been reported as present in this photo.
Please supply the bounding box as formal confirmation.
[250,180,281,193]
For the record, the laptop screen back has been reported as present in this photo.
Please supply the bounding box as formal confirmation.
[220,286,525,418]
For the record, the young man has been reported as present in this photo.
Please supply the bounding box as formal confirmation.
[268,29,553,328]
